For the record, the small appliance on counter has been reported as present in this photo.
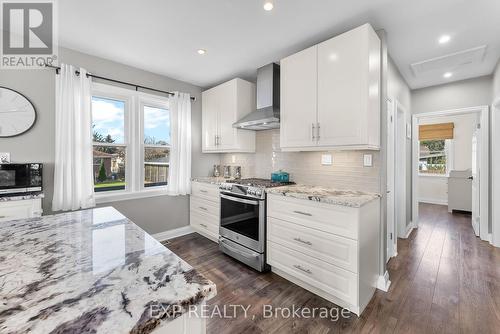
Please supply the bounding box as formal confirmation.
[0,163,43,196]
[223,165,231,178]
[233,166,241,179]
[213,165,220,177]
[271,170,290,183]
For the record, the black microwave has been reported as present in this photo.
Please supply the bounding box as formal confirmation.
[0,163,43,196]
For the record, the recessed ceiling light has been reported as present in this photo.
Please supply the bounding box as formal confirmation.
[443,72,453,78]
[197,49,206,55]
[263,1,274,11]
[438,35,451,44]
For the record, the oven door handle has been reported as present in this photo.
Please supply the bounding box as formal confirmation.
[220,193,260,206]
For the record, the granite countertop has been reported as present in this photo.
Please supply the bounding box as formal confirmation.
[191,176,234,185]
[266,185,380,208]
[0,192,45,202]
[0,207,216,334]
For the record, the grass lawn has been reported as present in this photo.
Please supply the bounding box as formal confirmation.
[94,181,126,189]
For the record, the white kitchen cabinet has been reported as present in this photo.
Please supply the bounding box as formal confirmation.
[190,181,220,242]
[202,78,256,153]
[280,23,381,151]
[266,194,380,316]
[280,45,318,148]
[0,198,43,222]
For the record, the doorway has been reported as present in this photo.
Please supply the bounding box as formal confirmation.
[411,106,490,242]
[386,98,407,260]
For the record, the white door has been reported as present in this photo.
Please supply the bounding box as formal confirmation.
[280,45,318,149]
[316,26,367,147]
[202,89,219,152]
[471,122,480,236]
[386,99,396,260]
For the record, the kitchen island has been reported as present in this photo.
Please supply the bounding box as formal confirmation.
[0,207,216,334]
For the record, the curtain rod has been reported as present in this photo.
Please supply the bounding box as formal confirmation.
[45,64,196,101]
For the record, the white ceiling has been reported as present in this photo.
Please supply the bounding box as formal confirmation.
[59,0,500,90]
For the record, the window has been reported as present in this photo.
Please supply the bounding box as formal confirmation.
[143,105,170,188]
[91,83,171,201]
[92,97,127,192]
[419,139,453,175]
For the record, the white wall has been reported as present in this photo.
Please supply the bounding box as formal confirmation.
[417,113,477,204]
[388,57,412,227]
[494,60,500,99]
[412,76,493,114]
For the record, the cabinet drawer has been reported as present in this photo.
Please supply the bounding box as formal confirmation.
[267,217,358,273]
[268,241,358,306]
[191,182,220,203]
[0,200,42,222]
[190,196,219,218]
[267,194,358,240]
[190,211,219,237]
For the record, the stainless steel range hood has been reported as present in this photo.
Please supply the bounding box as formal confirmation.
[233,63,280,130]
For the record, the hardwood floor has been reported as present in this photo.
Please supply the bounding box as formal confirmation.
[164,203,500,333]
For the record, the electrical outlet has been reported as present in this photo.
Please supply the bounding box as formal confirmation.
[363,154,373,167]
[0,152,10,163]
[321,154,333,165]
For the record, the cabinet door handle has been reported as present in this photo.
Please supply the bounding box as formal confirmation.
[199,206,208,211]
[293,237,312,246]
[214,135,217,146]
[293,265,312,274]
[200,223,208,228]
[293,210,312,217]
[199,189,208,193]
[0,215,5,219]
[312,123,316,141]
[316,122,320,141]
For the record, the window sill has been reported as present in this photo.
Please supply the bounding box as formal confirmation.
[95,187,170,204]
[418,173,449,178]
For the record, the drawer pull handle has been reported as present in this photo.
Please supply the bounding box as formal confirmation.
[293,265,312,274]
[293,237,312,246]
[199,190,208,193]
[199,206,208,211]
[0,215,5,218]
[200,223,208,228]
[293,210,312,216]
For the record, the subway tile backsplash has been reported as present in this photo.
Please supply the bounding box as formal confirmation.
[219,129,380,193]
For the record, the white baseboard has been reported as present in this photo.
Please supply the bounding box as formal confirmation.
[376,271,391,292]
[152,226,193,242]
[404,221,416,239]
[418,198,448,205]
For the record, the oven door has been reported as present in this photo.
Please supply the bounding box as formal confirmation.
[220,193,265,253]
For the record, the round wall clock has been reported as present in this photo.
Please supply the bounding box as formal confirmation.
[0,87,37,137]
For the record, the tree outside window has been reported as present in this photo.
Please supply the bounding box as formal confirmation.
[419,139,448,175]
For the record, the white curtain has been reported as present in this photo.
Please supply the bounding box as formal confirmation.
[52,64,95,211]
[168,92,192,195]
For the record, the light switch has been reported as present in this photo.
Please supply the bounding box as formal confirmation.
[321,154,333,165]
[0,152,10,163]
[363,154,373,167]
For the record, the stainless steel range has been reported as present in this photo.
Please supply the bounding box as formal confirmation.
[218,178,293,272]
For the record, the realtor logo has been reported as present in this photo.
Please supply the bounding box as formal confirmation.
[1,0,57,68]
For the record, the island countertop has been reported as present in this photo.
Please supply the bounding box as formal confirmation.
[266,184,380,208]
[0,207,216,334]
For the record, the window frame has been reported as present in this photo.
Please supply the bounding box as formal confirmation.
[91,83,172,204]
[418,138,454,177]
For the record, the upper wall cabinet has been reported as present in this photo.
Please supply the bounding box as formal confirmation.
[280,24,381,151]
[202,78,256,153]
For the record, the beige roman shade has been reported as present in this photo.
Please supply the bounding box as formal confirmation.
[419,122,454,140]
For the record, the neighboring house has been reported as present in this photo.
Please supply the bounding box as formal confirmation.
[92,149,116,180]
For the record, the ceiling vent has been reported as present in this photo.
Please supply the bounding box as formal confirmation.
[410,45,487,76]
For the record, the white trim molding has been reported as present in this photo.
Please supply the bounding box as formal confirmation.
[404,221,417,239]
[418,198,448,206]
[152,226,193,242]
[376,271,391,292]
[492,97,500,247]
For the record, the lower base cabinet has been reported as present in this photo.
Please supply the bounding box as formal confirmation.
[266,194,380,316]
[190,182,220,242]
[0,198,43,222]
